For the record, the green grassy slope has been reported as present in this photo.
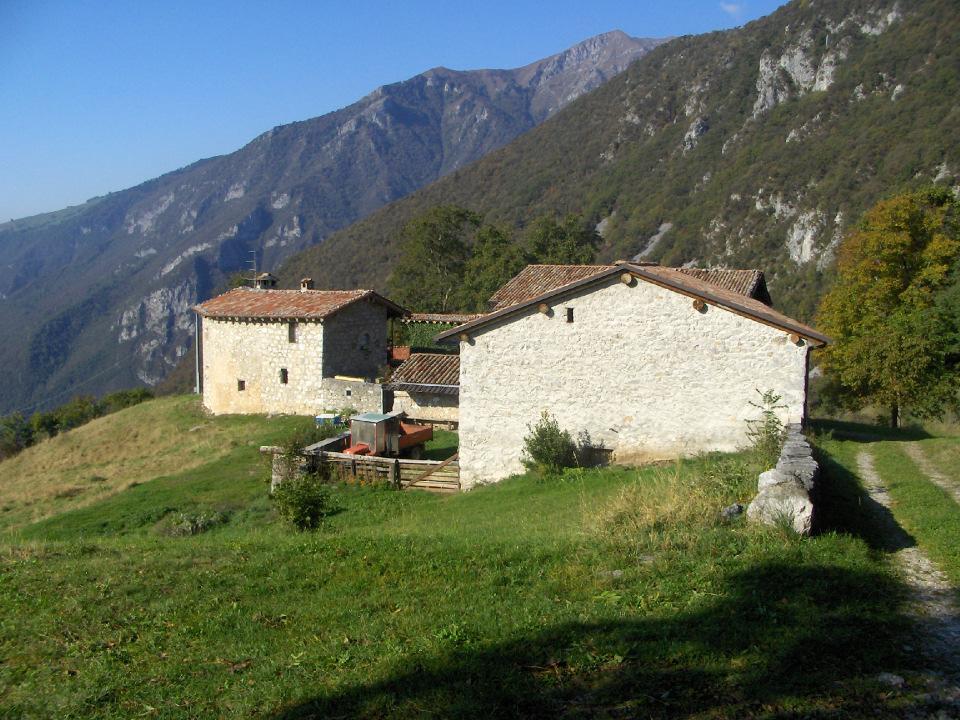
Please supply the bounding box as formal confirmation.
[0,400,938,717]
[0,396,304,531]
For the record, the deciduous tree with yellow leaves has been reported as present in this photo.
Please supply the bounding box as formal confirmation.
[816,187,960,427]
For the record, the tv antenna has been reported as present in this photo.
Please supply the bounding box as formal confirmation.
[247,250,258,288]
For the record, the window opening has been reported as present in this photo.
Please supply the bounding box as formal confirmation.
[279,368,288,384]
[237,379,246,392]
[566,307,574,323]
[288,321,298,343]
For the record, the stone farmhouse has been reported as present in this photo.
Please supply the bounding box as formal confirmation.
[193,277,405,415]
[437,262,829,490]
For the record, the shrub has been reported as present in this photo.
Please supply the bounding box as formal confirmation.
[102,388,153,413]
[55,395,105,432]
[0,412,34,460]
[522,410,577,475]
[30,411,60,440]
[745,389,786,468]
[272,467,336,530]
[163,510,229,537]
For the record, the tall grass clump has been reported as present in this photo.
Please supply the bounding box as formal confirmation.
[587,456,754,555]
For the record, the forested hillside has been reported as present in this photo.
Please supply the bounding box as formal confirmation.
[282,0,960,320]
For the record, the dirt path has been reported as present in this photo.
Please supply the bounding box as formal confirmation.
[903,443,960,507]
[856,450,960,675]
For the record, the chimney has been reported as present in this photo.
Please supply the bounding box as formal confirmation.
[254,272,278,289]
[300,277,315,292]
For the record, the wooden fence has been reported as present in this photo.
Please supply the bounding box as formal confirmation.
[309,450,460,494]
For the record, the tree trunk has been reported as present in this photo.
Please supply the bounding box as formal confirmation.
[891,403,900,429]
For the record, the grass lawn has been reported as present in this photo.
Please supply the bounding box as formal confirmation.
[0,401,937,718]
[424,428,458,461]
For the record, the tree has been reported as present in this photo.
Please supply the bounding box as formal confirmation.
[0,413,34,460]
[459,224,527,311]
[388,206,480,312]
[816,187,960,426]
[525,214,599,265]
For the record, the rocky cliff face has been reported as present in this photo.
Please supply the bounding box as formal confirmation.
[0,30,662,413]
[283,0,958,321]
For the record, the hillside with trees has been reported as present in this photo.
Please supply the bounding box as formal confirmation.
[282,0,960,322]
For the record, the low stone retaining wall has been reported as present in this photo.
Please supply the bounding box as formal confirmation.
[747,423,818,534]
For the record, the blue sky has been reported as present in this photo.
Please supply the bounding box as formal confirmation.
[0,0,784,221]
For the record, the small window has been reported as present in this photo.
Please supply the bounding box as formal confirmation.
[345,389,352,397]
[566,307,574,323]
[288,321,298,343]
[359,332,370,351]
[237,379,246,392]
[279,368,288,384]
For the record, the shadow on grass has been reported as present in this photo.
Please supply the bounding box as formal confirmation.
[815,442,916,552]
[811,418,932,443]
[272,562,917,719]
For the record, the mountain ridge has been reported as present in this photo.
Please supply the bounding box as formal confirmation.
[0,30,663,414]
[279,0,959,322]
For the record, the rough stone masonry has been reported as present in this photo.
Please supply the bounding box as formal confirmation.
[747,423,818,534]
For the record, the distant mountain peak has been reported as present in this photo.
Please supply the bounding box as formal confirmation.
[0,30,666,413]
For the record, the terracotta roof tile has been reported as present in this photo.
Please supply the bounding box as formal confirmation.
[194,288,405,320]
[403,312,485,324]
[488,264,772,310]
[488,265,615,310]
[390,353,460,390]
[677,268,771,305]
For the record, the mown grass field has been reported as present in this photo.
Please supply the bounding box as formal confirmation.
[0,398,954,718]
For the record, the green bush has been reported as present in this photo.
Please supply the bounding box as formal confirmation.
[55,395,104,432]
[522,410,577,476]
[102,388,154,413]
[271,467,335,530]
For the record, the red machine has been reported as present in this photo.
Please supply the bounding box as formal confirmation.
[341,412,433,459]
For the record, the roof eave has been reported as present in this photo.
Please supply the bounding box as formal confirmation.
[437,264,830,347]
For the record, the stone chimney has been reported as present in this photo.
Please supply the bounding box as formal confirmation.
[300,277,315,292]
[254,272,278,289]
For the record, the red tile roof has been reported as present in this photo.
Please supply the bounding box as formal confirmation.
[440,262,829,346]
[489,264,772,310]
[403,312,485,324]
[390,353,460,392]
[194,288,406,320]
[676,268,771,305]
[488,265,616,310]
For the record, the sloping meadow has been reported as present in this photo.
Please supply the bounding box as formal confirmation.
[0,407,928,718]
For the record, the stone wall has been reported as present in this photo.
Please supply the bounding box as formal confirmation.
[320,378,387,414]
[392,390,459,423]
[747,423,818,534]
[322,300,389,379]
[200,301,389,416]
[201,317,326,415]
[457,275,810,489]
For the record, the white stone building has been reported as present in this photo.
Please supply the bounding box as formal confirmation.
[194,279,406,415]
[437,262,829,489]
